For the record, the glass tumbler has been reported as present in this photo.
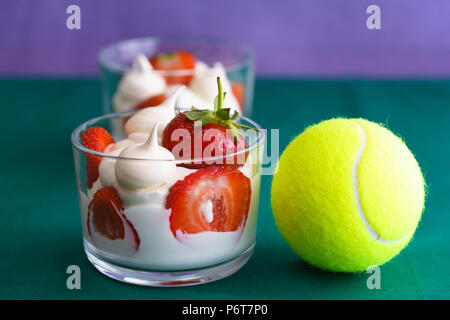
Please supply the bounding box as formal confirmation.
[71,111,264,286]
[98,36,255,116]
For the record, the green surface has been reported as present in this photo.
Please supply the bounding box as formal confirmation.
[0,77,449,299]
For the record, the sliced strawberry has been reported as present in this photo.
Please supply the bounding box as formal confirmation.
[231,82,245,110]
[82,126,115,153]
[166,166,251,238]
[81,127,115,188]
[88,187,140,252]
[150,51,196,85]
[134,93,167,110]
[120,93,168,127]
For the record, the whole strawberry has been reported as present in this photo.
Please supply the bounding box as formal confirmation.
[162,77,253,168]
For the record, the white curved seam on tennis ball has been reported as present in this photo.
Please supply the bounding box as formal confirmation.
[351,121,409,244]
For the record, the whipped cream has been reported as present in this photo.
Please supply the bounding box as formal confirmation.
[124,86,184,138]
[113,54,166,112]
[115,124,176,190]
[82,136,260,271]
[80,191,255,270]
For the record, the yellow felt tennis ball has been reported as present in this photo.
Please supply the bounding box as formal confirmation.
[271,118,425,272]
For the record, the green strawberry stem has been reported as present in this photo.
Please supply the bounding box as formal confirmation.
[182,76,258,141]
[216,77,224,112]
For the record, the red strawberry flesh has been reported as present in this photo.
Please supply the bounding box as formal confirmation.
[88,187,140,251]
[231,82,245,111]
[162,113,248,168]
[150,51,196,85]
[166,166,251,238]
[134,93,167,110]
[81,127,114,188]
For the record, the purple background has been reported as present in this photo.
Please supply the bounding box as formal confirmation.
[1,0,450,76]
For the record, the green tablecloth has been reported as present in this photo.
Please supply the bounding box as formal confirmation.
[0,77,449,299]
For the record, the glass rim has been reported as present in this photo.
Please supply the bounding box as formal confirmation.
[71,110,265,163]
[98,35,255,75]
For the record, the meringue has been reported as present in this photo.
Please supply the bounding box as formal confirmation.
[113,54,166,113]
[189,62,241,113]
[124,85,185,138]
[169,85,210,110]
[111,132,149,151]
[115,124,176,190]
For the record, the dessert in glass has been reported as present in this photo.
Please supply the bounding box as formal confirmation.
[98,36,255,117]
[71,78,264,286]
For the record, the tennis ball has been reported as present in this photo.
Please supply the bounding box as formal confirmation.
[271,118,425,272]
